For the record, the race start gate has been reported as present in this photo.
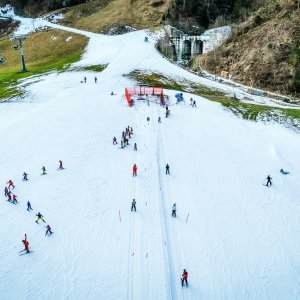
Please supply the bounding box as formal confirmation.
[125,86,165,106]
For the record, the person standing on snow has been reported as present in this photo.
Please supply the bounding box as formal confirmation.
[58,160,64,170]
[121,140,124,149]
[131,199,136,212]
[181,269,188,287]
[158,116,161,123]
[190,98,193,105]
[84,76,87,83]
[23,172,28,181]
[133,164,137,177]
[192,100,197,108]
[7,191,12,202]
[27,201,33,211]
[4,187,8,197]
[7,180,15,190]
[266,175,272,187]
[41,166,47,175]
[35,212,46,224]
[134,143,137,151]
[12,194,18,204]
[172,203,176,218]
[113,137,118,145]
[45,225,53,236]
[166,164,170,175]
[94,77,97,83]
[22,234,30,253]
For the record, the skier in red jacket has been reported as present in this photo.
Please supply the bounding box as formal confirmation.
[181,269,188,287]
[22,234,30,253]
[12,194,18,204]
[7,180,15,190]
[133,164,137,177]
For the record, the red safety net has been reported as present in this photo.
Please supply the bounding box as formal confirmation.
[125,87,164,106]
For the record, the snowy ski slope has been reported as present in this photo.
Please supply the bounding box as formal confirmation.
[0,12,300,300]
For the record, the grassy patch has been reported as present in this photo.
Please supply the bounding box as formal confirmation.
[72,64,108,72]
[126,70,234,102]
[0,29,88,100]
[126,70,300,129]
[60,0,169,32]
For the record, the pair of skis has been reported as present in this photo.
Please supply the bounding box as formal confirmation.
[18,249,34,256]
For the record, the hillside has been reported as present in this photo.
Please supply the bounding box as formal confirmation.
[193,0,300,97]
[0,14,300,299]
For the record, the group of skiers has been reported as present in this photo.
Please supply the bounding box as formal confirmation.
[113,126,136,150]
[264,168,290,187]
[122,113,189,288]
[3,161,64,254]
[82,76,97,84]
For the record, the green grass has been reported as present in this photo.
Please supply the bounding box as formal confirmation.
[0,29,88,100]
[0,52,83,99]
[71,64,108,72]
[126,70,300,130]
[126,70,235,101]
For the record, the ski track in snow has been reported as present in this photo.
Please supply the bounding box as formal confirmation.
[0,10,300,300]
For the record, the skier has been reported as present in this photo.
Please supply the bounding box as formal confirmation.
[128,131,131,139]
[181,269,188,287]
[113,137,118,145]
[45,225,53,236]
[22,234,30,253]
[41,166,46,175]
[172,203,176,218]
[190,98,193,105]
[266,175,272,187]
[58,160,64,170]
[27,201,33,211]
[122,131,126,139]
[147,117,150,125]
[94,76,97,83]
[4,186,8,197]
[7,191,12,202]
[121,140,124,149]
[134,143,137,151]
[158,116,161,123]
[12,194,18,204]
[7,179,15,190]
[280,169,289,175]
[35,212,46,224]
[166,108,170,118]
[192,100,197,108]
[131,199,136,212]
[130,127,133,134]
[133,164,137,177]
[84,76,87,83]
[23,172,28,181]
[166,164,170,175]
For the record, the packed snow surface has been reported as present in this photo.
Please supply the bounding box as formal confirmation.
[0,10,300,300]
